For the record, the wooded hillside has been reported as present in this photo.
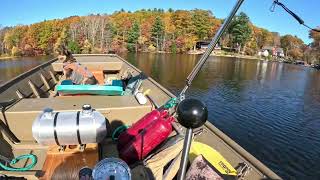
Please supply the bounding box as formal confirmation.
[0,9,319,62]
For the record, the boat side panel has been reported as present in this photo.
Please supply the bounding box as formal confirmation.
[196,123,282,179]
[0,59,58,101]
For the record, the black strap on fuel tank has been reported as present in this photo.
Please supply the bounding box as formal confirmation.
[53,112,60,145]
[76,111,82,145]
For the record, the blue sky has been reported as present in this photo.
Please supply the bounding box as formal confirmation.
[1,0,318,44]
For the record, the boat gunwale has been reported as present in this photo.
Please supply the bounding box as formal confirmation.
[204,123,281,179]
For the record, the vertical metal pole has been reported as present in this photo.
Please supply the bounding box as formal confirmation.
[179,0,245,99]
[177,128,193,180]
[177,0,246,179]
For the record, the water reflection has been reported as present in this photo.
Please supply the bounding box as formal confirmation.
[0,56,53,85]
[121,52,320,179]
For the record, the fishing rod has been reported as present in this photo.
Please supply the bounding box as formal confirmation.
[177,1,245,180]
[178,0,245,101]
[179,0,319,101]
[270,0,320,33]
[176,0,318,179]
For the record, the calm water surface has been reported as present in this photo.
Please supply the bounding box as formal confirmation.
[1,53,320,179]
[0,56,53,85]
[120,52,320,180]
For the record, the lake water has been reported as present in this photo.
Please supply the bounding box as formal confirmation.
[121,52,320,180]
[0,56,53,85]
[1,53,320,179]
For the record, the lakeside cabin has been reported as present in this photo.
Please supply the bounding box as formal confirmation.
[196,41,221,50]
[259,46,284,58]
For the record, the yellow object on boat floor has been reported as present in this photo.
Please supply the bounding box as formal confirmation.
[189,141,238,176]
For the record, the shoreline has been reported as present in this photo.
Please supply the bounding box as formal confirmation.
[0,56,14,60]
[0,52,288,63]
[211,53,262,61]
[0,56,20,60]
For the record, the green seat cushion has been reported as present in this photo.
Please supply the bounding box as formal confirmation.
[57,85,124,96]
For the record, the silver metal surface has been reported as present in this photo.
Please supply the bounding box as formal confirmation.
[178,128,193,180]
[32,106,107,146]
[179,0,245,99]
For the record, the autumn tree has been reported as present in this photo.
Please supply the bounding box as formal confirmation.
[253,28,274,48]
[310,28,320,48]
[86,15,100,48]
[163,12,175,52]
[172,10,194,37]
[37,21,57,54]
[308,27,320,63]
[82,39,92,53]
[103,22,115,52]
[0,26,10,55]
[3,26,25,49]
[245,26,258,55]
[54,27,68,52]
[209,18,221,38]
[191,9,212,40]
[280,35,304,60]
[111,11,132,43]
[170,10,195,52]
[0,8,309,57]
[69,22,80,42]
[0,25,3,55]
[22,24,38,55]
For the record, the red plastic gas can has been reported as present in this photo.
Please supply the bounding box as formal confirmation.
[118,116,174,164]
[117,109,168,149]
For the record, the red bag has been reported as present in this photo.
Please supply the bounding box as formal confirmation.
[117,109,168,149]
[118,110,174,164]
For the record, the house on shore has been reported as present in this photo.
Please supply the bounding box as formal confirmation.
[196,41,221,50]
[259,46,284,58]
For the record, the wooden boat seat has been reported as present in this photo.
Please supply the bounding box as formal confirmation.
[3,96,152,142]
[52,56,123,72]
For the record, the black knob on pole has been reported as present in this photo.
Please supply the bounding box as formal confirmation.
[177,98,208,129]
[177,99,208,180]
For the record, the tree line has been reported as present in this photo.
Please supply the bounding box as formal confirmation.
[0,8,319,62]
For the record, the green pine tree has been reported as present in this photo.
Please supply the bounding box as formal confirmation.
[67,41,81,54]
[228,12,252,53]
[151,16,164,51]
[127,21,140,52]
